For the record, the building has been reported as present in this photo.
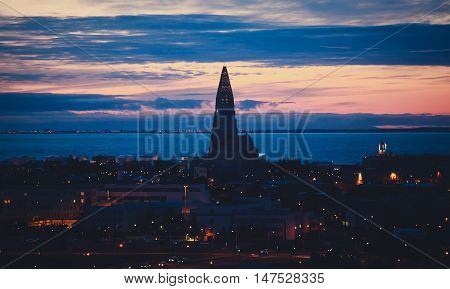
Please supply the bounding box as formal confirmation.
[361,154,448,185]
[378,141,387,156]
[79,184,210,232]
[91,184,209,209]
[79,202,175,233]
[208,66,259,162]
[0,185,87,227]
[194,197,321,242]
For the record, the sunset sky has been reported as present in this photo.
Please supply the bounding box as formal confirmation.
[0,0,449,129]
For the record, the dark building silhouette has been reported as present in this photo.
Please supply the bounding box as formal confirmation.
[208,66,259,161]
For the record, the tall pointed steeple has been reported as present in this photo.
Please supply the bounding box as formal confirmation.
[209,66,239,159]
[215,66,235,110]
[208,66,258,162]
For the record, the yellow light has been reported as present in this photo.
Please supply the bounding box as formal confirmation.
[356,172,363,185]
[390,172,398,182]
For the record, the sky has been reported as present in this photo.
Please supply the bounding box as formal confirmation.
[0,0,449,130]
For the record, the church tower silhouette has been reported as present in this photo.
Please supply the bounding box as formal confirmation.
[208,66,258,161]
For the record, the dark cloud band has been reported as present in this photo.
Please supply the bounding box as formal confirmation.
[0,15,449,66]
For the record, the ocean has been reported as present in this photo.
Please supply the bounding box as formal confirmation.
[1,132,449,164]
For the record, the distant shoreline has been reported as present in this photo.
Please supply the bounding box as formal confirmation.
[1,127,450,135]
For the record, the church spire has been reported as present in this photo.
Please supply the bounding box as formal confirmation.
[215,66,235,110]
[209,66,238,159]
[208,66,259,163]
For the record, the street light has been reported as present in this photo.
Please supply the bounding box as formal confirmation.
[182,185,190,214]
[231,229,238,252]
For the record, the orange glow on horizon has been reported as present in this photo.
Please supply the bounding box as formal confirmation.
[1,61,449,115]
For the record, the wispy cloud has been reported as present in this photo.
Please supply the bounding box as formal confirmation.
[0,0,448,25]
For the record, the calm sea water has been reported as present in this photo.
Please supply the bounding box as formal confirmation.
[1,132,449,164]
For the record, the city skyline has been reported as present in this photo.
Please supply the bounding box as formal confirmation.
[0,1,449,273]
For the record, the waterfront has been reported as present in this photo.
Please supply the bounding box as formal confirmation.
[1,132,450,164]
